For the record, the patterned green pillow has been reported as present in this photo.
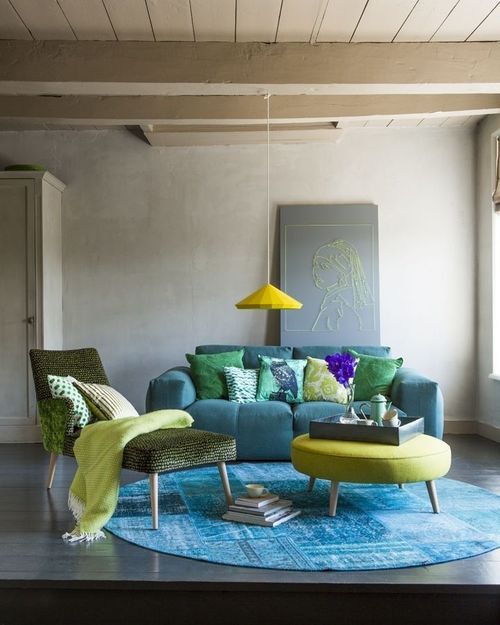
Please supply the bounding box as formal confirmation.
[47,374,92,428]
[303,357,349,403]
[186,349,244,399]
[256,356,307,404]
[224,367,258,404]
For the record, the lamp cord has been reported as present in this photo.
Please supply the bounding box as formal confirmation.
[265,93,271,284]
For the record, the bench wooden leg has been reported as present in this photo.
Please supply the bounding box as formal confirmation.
[217,461,233,506]
[46,452,58,489]
[329,481,340,517]
[149,473,159,529]
[308,476,316,492]
[426,480,440,513]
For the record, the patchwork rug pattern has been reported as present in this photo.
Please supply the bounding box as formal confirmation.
[105,463,500,571]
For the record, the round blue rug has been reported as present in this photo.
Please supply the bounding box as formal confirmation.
[105,462,500,571]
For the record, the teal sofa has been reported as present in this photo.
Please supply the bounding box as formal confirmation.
[146,345,444,460]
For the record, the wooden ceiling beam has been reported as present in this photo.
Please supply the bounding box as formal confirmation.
[1,41,500,96]
[0,94,498,124]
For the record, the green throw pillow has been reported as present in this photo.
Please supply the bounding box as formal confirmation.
[256,356,307,404]
[186,350,244,399]
[348,349,403,400]
[47,374,92,428]
[303,357,349,404]
[224,367,258,404]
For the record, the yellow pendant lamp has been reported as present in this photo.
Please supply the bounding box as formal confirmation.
[235,94,302,311]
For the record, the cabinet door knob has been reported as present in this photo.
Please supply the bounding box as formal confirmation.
[26,316,35,325]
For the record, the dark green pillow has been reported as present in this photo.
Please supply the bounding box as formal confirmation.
[186,349,244,399]
[348,349,403,400]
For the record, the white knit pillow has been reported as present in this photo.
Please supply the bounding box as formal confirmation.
[72,381,139,420]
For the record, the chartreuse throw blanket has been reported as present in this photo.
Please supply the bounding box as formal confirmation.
[63,410,193,542]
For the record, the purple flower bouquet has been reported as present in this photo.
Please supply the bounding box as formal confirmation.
[325,352,359,419]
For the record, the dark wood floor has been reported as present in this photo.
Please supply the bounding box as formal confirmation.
[0,435,499,625]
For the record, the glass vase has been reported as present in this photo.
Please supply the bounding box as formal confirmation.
[340,383,358,423]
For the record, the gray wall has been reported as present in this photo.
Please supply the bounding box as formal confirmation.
[476,115,500,437]
[0,127,475,420]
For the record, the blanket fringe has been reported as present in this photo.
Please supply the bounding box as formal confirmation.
[62,527,106,543]
[68,490,85,522]
[64,491,106,542]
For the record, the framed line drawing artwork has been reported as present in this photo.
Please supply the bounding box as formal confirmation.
[280,204,380,347]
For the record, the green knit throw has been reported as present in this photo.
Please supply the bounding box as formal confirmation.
[63,410,193,542]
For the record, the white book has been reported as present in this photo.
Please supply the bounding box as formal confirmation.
[228,499,292,517]
[234,493,279,508]
[222,509,301,527]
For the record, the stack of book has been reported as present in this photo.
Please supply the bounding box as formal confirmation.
[222,492,301,527]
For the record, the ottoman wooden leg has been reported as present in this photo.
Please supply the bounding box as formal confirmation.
[149,473,159,529]
[217,461,233,506]
[329,481,340,517]
[308,476,316,492]
[426,480,440,513]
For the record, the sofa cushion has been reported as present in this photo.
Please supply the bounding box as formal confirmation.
[343,345,391,357]
[293,401,407,436]
[224,366,258,403]
[293,346,343,360]
[348,350,403,400]
[303,357,348,403]
[186,399,293,460]
[195,345,293,369]
[186,350,244,400]
[237,401,293,460]
[256,356,307,404]
[243,346,293,369]
[196,344,244,356]
[187,399,239,438]
[293,401,347,436]
[293,345,391,360]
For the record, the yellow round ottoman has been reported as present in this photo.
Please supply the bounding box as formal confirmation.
[291,434,451,516]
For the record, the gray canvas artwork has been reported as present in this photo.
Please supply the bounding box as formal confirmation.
[280,204,380,347]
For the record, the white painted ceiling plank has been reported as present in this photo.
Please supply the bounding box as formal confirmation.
[277,0,323,42]
[463,115,482,125]
[103,0,154,41]
[432,0,499,41]
[191,0,235,42]
[418,117,446,126]
[58,0,116,40]
[336,119,367,127]
[146,0,193,41]
[395,0,460,42]
[468,4,500,40]
[364,118,393,126]
[10,0,75,39]
[440,115,470,126]
[388,117,422,126]
[316,0,366,42]
[0,0,31,38]
[352,0,418,42]
[237,0,281,42]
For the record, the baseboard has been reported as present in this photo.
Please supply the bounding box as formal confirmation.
[444,420,477,434]
[0,425,42,443]
[477,421,500,443]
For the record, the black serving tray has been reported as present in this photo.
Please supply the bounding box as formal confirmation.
[309,416,424,445]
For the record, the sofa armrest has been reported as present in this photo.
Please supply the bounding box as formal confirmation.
[391,367,444,439]
[146,366,196,412]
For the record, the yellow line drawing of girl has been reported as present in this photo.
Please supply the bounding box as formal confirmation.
[311,239,373,332]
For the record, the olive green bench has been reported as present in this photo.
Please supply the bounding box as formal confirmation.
[291,434,451,516]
